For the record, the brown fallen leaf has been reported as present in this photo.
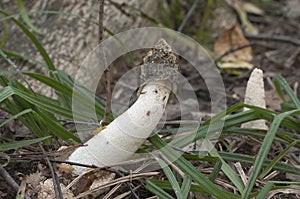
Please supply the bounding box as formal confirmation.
[214,24,253,69]
[38,178,74,199]
[25,171,45,197]
[69,168,115,197]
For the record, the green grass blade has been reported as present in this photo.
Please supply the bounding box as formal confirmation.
[0,10,55,70]
[1,85,82,141]
[181,175,191,199]
[23,71,105,119]
[146,180,174,199]
[0,86,14,103]
[274,76,300,108]
[3,50,47,69]
[0,86,79,141]
[208,160,222,181]
[172,103,300,149]
[183,151,300,176]
[149,134,240,199]
[258,141,298,179]
[0,50,36,94]
[0,136,51,151]
[256,181,300,199]
[155,157,183,199]
[9,86,74,119]
[209,147,244,193]
[223,128,300,148]
[0,109,33,128]
[23,72,73,96]
[256,181,274,199]
[218,152,300,175]
[158,0,172,28]
[0,13,8,48]
[16,0,43,35]
[242,109,300,199]
[148,179,239,197]
[36,110,80,142]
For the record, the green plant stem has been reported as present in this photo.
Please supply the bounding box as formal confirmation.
[196,0,213,42]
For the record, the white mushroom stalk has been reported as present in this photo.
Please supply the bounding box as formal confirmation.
[68,39,179,174]
[241,68,268,130]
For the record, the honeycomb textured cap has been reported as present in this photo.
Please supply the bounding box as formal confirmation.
[140,39,179,83]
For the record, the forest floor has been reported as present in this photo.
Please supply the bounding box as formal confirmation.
[0,0,299,198]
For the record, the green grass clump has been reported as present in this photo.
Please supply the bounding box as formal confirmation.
[146,76,300,198]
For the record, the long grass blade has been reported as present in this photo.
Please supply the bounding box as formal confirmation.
[242,109,300,199]
[16,0,43,35]
[149,134,240,199]
[181,175,191,199]
[258,141,298,179]
[256,181,274,199]
[274,76,300,109]
[0,109,33,128]
[3,50,47,69]
[146,180,174,199]
[0,10,55,70]
[155,157,183,199]
[209,147,244,193]
[218,152,300,175]
[0,14,8,48]
[0,136,51,151]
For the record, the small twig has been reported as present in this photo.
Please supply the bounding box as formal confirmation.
[178,0,200,32]
[60,119,101,127]
[0,166,31,199]
[245,33,300,46]
[214,43,253,64]
[0,166,20,193]
[98,0,105,43]
[214,39,288,67]
[103,184,122,199]
[103,168,140,199]
[98,0,112,125]
[50,159,98,169]
[160,152,185,178]
[39,144,63,199]
[75,172,158,199]
[51,159,139,199]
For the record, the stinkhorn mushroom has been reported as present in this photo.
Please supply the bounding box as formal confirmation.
[67,39,179,174]
[241,68,268,130]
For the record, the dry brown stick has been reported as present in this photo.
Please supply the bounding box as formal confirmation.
[52,159,140,199]
[39,144,63,199]
[98,0,105,43]
[178,0,200,32]
[214,44,253,64]
[99,0,112,125]
[0,166,31,199]
[103,168,140,199]
[214,41,277,64]
[0,166,20,193]
[245,33,300,46]
[75,172,159,199]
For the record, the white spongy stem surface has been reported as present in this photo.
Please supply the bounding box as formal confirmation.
[68,81,171,174]
[242,68,268,130]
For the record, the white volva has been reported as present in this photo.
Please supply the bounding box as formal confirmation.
[68,39,177,174]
